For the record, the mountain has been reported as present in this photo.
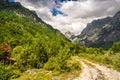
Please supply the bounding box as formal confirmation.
[0,1,76,79]
[78,11,120,49]
[65,31,76,41]
[0,0,64,36]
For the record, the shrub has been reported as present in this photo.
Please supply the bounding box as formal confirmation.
[0,42,11,64]
[111,42,120,53]
[0,63,20,80]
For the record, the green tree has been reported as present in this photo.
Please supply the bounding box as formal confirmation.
[111,42,120,53]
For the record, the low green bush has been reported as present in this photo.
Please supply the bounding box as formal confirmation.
[0,63,20,80]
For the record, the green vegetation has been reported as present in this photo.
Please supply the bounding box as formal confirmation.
[13,69,52,80]
[0,2,120,80]
[0,3,80,80]
[78,41,120,71]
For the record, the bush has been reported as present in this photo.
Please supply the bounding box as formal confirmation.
[111,42,120,53]
[44,57,61,71]
[0,42,11,64]
[0,63,20,80]
[112,53,120,71]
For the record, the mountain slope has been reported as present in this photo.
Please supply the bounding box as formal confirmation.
[78,11,120,49]
[0,1,79,79]
[0,0,64,35]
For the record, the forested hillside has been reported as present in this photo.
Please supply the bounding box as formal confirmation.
[0,1,81,79]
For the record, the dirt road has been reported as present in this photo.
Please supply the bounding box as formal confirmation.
[74,57,120,80]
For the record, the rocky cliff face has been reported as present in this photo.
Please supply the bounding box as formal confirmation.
[78,11,120,49]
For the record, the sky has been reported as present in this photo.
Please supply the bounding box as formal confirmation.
[14,0,120,35]
[8,0,14,3]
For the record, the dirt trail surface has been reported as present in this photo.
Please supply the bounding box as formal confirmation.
[73,57,120,80]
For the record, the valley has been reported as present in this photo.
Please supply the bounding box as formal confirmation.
[0,0,120,80]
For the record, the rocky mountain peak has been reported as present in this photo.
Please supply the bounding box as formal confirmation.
[113,11,120,17]
[65,31,73,38]
[78,10,120,49]
[65,31,76,41]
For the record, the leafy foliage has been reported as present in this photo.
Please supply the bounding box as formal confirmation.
[0,3,78,79]
[111,41,120,53]
[0,63,20,80]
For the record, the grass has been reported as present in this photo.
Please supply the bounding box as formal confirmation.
[51,56,81,80]
[12,69,52,80]
[78,52,120,72]
[13,56,82,80]
[52,70,80,80]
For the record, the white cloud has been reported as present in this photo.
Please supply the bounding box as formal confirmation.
[15,0,120,35]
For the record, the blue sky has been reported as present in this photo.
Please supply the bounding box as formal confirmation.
[50,8,67,16]
[51,0,65,16]
[8,0,14,3]
[51,0,78,16]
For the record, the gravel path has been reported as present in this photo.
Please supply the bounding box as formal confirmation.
[73,58,120,80]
